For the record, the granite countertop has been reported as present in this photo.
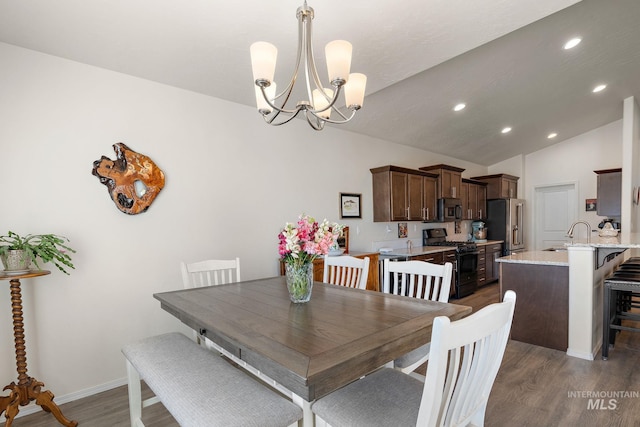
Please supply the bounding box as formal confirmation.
[565,233,640,249]
[497,250,569,266]
[381,240,504,257]
[382,246,455,257]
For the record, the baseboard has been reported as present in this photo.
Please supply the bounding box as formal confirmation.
[15,377,128,418]
[566,347,596,360]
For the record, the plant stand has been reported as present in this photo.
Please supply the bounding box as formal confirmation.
[0,270,77,426]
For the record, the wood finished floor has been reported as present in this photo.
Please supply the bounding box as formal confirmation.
[13,282,640,426]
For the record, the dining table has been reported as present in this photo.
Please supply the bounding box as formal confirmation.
[154,276,471,426]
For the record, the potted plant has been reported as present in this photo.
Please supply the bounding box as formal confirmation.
[0,231,76,274]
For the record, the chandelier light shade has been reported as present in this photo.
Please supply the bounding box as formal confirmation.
[250,1,367,130]
[250,42,278,84]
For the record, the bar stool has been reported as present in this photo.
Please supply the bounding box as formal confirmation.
[602,272,640,360]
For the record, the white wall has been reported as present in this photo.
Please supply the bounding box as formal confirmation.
[0,42,489,402]
[524,120,622,246]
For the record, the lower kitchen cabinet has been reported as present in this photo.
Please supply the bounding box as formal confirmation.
[477,242,502,287]
[442,250,456,298]
[477,246,487,287]
[485,243,502,284]
[500,262,569,351]
[409,252,443,264]
[409,250,456,298]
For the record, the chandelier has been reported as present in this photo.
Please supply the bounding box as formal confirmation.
[250,1,367,131]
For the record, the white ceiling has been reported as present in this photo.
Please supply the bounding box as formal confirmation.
[2,0,639,166]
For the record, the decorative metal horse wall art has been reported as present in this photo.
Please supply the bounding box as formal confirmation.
[92,143,165,215]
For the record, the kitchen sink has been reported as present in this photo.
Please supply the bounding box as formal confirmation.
[543,247,568,252]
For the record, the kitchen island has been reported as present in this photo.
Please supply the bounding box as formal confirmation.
[497,251,569,351]
[498,234,640,360]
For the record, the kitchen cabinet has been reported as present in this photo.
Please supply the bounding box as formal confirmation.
[483,242,502,284]
[419,164,464,199]
[409,250,457,298]
[500,262,568,351]
[280,251,380,291]
[422,175,438,221]
[370,165,439,222]
[407,173,424,220]
[442,249,457,298]
[460,181,469,219]
[408,252,443,264]
[461,179,487,220]
[595,168,621,217]
[477,183,487,220]
[471,174,518,199]
[477,246,487,287]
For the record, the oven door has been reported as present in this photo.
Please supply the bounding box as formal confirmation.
[455,251,479,298]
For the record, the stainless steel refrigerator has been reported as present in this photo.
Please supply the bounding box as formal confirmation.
[486,199,525,255]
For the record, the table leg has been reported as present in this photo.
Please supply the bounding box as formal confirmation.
[0,278,77,427]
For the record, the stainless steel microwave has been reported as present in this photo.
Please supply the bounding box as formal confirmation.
[438,198,463,221]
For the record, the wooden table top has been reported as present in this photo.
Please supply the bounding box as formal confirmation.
[0,270,50,281]
[154,276,471,401]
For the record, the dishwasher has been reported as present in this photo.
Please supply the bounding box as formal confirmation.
[378,253,408,293]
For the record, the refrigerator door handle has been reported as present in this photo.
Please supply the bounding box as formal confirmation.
[513,202,524,245]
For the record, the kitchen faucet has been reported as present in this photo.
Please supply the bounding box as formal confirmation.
[566,221,592,243]
[407,240,413,251]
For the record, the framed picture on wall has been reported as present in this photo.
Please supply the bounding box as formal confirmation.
[586,198,597,211]
[340,193,362,218]
[398,223,408,238]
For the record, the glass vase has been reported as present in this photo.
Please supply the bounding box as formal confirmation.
[284,261,313,303]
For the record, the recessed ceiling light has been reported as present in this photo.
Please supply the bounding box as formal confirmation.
[593,84,607,93]
[548,132,558,139]
[453,103,466,112]
[501,127,512,134]
[564,37,582,50]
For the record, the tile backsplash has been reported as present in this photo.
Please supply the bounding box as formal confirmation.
[371,221,474,251]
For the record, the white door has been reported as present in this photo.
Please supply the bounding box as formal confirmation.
[534,184,577,250]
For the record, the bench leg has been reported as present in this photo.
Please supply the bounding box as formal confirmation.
[126,360,145,427]
[603,285,611,360]
[292,393,312,427]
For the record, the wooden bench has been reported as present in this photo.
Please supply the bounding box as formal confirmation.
[122,332,303,426]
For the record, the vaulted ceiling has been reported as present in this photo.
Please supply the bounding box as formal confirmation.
[2,0,639,165]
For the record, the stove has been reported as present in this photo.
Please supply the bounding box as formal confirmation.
[424,228,477,251]
[427,241,478,253]
[423,228,479,299]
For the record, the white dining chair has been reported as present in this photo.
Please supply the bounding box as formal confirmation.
[323,255,370,290]
[383,258,453,375]
[311,291,517,427]
[180,257,241,288]
[180,257,241,346]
